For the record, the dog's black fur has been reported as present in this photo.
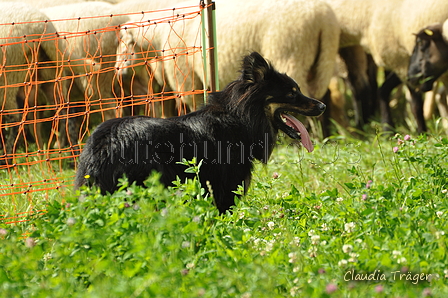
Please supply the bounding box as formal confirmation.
[74,52,326,213]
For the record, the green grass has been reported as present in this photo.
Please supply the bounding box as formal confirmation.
[0,131,447,297]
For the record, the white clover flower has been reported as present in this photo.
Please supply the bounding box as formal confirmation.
[392,250,401,257]
[288,252,298,263]
[320,240,327,246]
[267,221,275,230]
[239,212,245,219]
[308,229,315,236]
[253,238,264,247]
[42,253,52,261]
[435,231,445,239]
[436,211,443,218]
[310,235,320,245]
[186,263,195,269]
[397,257,407,264]
[308,246,317,257]
[354,238,363,244]
[342,244,353,253]
[338,259,348,267]
[265,240,275,251]
[290,286,300,297]
[336,197,343,202]
[321,223,329,231]
[293,266,300,273]
[442,189,447,194]
[348,252,359,263]
[66,217,76,226]
[290,237,300,246]
[344,222,356,233]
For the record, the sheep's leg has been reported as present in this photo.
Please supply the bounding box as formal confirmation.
[55,78,79,149]
[4,115,19,154]
[96,56,120,120]
[28,84,52,149]
[339,46,373,128]
[1,86,22,165]
[423,89,436,121]
[379,72,401,132]
[438,78,448,133]
[435,90,448,133]
[407,85,427,133]
[66,106,80,147]
[319,89,331,138]
[366,54,378,118]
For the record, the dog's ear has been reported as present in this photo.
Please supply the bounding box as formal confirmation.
[241,52,271,84]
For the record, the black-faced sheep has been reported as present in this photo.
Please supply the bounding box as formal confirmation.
[0,2,94,163]
[408,22,448,92]
[325,0,448,133]
[407,21,448,133]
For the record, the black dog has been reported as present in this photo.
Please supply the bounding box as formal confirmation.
[74,52,326,213]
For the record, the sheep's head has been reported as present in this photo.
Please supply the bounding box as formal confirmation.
[408,22,448,92]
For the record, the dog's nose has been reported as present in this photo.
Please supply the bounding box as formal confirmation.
[318,102,326,112]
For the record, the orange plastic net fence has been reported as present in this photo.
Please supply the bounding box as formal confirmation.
[0,3,213,223]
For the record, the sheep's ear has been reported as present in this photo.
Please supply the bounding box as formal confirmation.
[424,29,434,36]
[417,24,443,40]
[241,52,271,84]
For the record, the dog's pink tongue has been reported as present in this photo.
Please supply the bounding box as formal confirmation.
[283,114,314,153]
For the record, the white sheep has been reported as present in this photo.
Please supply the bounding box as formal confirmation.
[113,0,195,117]
[0,2,94,161]
[325,0,448,132]
[215,0,339,100]
[115,0,340,122]
[0,0,124,9]
[41,1,130,145]
[113,0,188,14]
